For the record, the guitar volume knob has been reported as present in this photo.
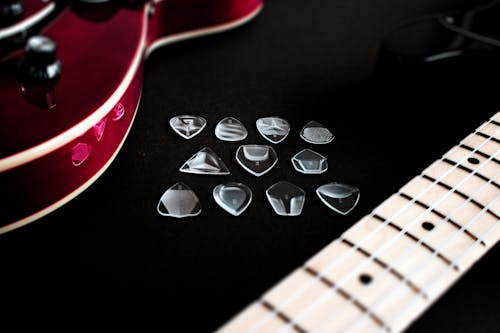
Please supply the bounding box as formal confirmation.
[18,35,62,109]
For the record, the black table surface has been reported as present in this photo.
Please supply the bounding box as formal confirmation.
[2,0,499,331]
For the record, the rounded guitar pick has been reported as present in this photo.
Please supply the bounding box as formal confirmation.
[215,117,247,141]
[169,115,207,139]
[300,120,334,144]
[157,182,201,218]
[266,181,305,216]
[235,144,278,176]
[213,182,252,216]
[180,147,230,175]
[316,182,360,215]
[291,149,328,174]
[256,116,290,144]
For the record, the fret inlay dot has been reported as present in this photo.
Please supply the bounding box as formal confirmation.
[359,273,373,285]
[422,221,435,231]
[467,157,480,165]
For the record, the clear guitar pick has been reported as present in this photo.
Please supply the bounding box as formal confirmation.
[300,120,334,144]
[235,144,278,176]
[157,182,201,218]
[180,147,230,175]
[266,181,305,216]
[215,117,248,141]
[256,116,290,144]
[169,115,207,139]
[316,182,360,215]
[291,149,328,174]
[213,182,252,216]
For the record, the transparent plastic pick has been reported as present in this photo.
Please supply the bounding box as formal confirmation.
[180,147,230,175]
[256,116,290,144]
[316,182,360,215]
[291,149,328,174]
[235,144,278,176]
[213,182,252,216]
[215,117,248,141]
[300,120,334,144]
[266,181,305,216]
[169,115,207,139]
[157,182,201,218]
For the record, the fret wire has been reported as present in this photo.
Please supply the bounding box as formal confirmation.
[337,170,500,333]
[270,126,500,333]
[383,195,500,333]
[458,143,500,165]
[475,130,500,144]
[372,213,459,269]
[441,158,500,188]
[421,174,499,221]
[243,119,499,333]
[340,238,426,297]
[302,265,391,332]
[397,192,486,246]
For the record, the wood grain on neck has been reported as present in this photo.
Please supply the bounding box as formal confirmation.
[219,112,500,333]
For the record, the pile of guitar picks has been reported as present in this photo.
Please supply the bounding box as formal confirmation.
[157,116,360,218]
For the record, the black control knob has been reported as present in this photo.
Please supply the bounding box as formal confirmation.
[0,0,24,27]
[19,35,61,84]
[18,35,61,109]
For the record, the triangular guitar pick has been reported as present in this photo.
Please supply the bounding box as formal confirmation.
[169,115,207,139]
[215,117,248,141]
[180,147,230,175]
[256,116,290,144]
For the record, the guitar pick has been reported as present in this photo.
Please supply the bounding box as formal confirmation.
[215,117,247,141]
[213,182,252,216]
[235,144,278,176]
[256,116,290,144]
[180,147,230,175]
[71,143,92,166]
[266,181,305,216]
[157,182,201,218]
[316,182,360,215]
[300,120,334,144]
[169,115,207,139]
[291,149,328,174]
[93,118,106,142]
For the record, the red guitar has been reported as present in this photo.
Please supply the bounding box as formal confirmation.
[0,0,263,233]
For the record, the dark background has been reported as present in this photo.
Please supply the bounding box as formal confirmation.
[2,0,499,331]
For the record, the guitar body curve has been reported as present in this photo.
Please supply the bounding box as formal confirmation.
[0,0,263,234]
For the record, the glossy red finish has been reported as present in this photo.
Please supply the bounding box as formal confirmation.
[0,3,145,158]
[0,68,143,225]
[147,0,263,47]
[0,0,263,231]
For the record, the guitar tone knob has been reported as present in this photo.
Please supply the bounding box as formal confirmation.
[18,35,61,109]
[0,0,24,28]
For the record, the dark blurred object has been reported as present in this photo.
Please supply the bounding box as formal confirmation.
[375,0,500,112]
[377,0,499,65]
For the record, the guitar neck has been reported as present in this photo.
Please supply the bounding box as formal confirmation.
[219,112,500,333]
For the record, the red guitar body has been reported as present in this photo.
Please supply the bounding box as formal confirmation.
[0,0,263,233]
